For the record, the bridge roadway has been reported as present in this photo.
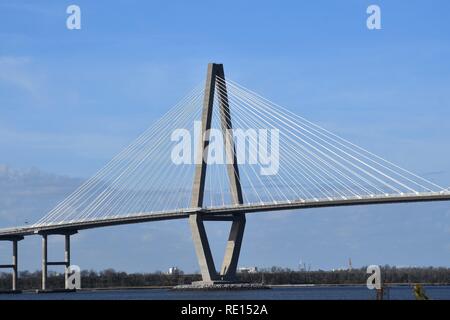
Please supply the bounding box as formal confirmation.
[1,191,450,239]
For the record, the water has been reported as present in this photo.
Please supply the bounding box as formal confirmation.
[0,285,449,300]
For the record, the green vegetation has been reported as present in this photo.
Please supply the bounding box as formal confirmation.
[0,266,448,290]
[243,266,450,286]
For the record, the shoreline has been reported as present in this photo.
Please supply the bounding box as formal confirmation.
[10,283,447,293]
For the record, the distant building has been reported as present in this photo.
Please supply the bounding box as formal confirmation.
[237,266,258,274]
[167,267,182,275]
[331,268,347,272]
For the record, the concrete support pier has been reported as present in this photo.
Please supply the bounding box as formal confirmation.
[0,235,24,292]
[40,230,77,292]
[220,214,246,281]
[41,234,47,291]
[189,213,246,284]
[189,214,218,282]
[64,233,71,287]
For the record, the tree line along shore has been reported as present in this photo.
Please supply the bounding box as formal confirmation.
[0,266,448,290]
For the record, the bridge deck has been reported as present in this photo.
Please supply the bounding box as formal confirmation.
[1,192,449,239]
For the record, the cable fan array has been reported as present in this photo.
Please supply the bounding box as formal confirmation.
[211,76,446,205]
[34,85,205,226]
[33,77,448,227]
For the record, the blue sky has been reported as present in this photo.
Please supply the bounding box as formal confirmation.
[0,1,449,272]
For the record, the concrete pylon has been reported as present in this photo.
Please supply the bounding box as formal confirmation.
[190,63,246,283]
[220,214,246,281]
[189,214,218,282]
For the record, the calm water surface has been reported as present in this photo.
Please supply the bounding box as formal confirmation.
[0,286,449,300]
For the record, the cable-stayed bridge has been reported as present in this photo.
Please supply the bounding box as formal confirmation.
[1,63,449,291]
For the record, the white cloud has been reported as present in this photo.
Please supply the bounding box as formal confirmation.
[0,124,128,161]
[0,56,46,100]
[0,165,82,228]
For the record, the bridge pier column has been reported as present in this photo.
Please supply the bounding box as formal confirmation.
[64,233,71,289]
[189,214,218,282]
[220,214,246,281]
[0,236,24,292]
[189,213,246,284]
[41,234,47,291]
[40,230,77,291]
